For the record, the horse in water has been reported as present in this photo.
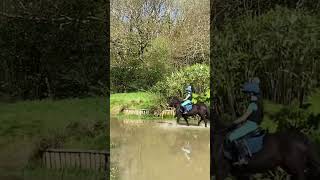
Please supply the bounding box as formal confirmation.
[168,96,209,127]
[211,107,320,180]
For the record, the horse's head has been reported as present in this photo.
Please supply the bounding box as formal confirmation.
[167,96,181,108]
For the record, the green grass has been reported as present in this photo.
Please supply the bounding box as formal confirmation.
[0,97,108,179]
[110,92,159,109]
[0,97,107,137]
[110,92,162,119]
[110,92,177,121]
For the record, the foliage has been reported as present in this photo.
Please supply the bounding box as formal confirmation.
[269,102,320,133]
[151,64,209,101]
[212,7,320,116]
[0,0,107,100]
[111,36,172,92]
[110,0,209,93]
[192,90,210,104]
[213,0,320,30]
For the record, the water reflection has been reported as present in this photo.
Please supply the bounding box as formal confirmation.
[111,119,210,180]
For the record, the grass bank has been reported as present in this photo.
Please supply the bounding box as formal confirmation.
[0,97,108,179]
[110,92,160,114]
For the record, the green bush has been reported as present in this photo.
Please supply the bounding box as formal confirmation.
[212,6,320,111]
[111,37,172,93]
[151,64,209,102]
[270,101,320,133]
[192,90,210,105]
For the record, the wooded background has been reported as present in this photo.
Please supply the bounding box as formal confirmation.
[111,0,209,93]
[0,0,108,101]
[211,0,320,117]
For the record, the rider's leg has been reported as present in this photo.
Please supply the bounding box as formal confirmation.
[181,100,191,114]
[228,121,258,142]
[228,121,258,165]
[234,140,249,165]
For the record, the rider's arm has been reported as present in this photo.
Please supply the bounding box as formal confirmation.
[233,109,252,124]
[233,103,256,124]
[183,94,191,101]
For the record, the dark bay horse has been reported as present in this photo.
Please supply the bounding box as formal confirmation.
[168,96,209,127]
[211,108,320,180]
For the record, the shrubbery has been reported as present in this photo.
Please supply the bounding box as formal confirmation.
[212,6,320,115]
[270,102,320,133]
[151,64,209,104]
[111,37,172,93]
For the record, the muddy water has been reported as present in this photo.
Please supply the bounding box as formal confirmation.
[111,119,210,180]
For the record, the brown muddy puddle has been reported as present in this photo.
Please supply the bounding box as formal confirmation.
[111,119,210,180]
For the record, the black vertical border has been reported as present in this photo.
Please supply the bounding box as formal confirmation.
[210,0,220,179]
[105,0,111,179]
[210,0,214,179]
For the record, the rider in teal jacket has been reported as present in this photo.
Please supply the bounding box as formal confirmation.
[181,85,192,114]
[228,78,262,165]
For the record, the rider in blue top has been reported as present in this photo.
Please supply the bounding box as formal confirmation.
[228,77,262,165]
[181,85,192,114]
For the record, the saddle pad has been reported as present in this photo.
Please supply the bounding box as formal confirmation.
[245,135,265,154]
[185,104,192,111]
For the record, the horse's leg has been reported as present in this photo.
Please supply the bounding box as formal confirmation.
[183,116,189,126]
[200,113,208,127]
[197,115,203,126]
[176,108,181,124]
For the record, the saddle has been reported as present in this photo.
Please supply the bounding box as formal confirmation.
[223,128,267,163]
[181,103,193,113]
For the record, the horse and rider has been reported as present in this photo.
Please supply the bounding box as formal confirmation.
[227,77,263,165]
[212,78,320,180]
[168,85,210,127]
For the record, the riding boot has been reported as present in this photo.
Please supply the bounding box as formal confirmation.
[180,106,184,113]
[233,140,248,166]
[182,106,188,114]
